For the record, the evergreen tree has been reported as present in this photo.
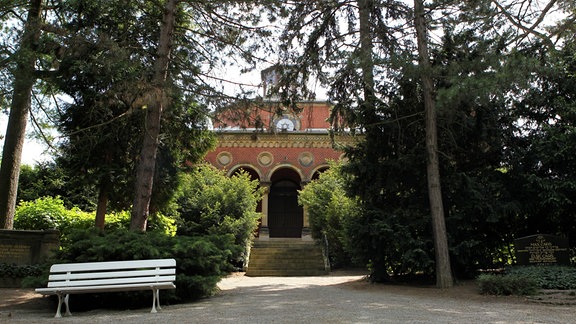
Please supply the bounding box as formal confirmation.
[0,0,44,229]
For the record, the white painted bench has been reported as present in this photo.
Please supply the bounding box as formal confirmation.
[35,258,176,318]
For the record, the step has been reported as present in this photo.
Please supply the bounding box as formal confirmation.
[246,239,328,277]
[245,269,328,276]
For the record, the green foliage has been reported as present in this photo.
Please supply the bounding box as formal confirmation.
[18,162,97,211]
[0,263,42,279]
[175,164,262,268]
[505,40,576,243]
[13,196,170,239]
[344,207,435,282]
[51,228,234,302]
[147,212,177,236]
[477,266,576,295]
[506,266,576,290]
[53,0,217,220]
[14,196,93,234]
[298,162,360,268]
[477,273,538,296]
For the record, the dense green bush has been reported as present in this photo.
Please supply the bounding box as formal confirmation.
[175,164,262,269]
[477,266,576,295]
[32,228,234,305]
[13,197,175,239]
[298,163,361,268]
[14,196,92,232]
[17,162,98,211]
[506,266,576,290]
[0,263,43,278]
[477,273,538,295]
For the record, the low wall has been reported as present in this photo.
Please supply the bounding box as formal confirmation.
[0,229,60,265]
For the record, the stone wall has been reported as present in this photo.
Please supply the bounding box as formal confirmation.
[0,229,59,265]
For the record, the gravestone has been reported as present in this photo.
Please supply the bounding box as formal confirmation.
[514,234,570,266]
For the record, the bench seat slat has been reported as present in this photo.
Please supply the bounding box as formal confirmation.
[49,259,176,273]
[36,282,176,295]
[48,269,175,281]
[46,275,176,288]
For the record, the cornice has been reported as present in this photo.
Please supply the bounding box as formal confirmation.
[215,132,361,149]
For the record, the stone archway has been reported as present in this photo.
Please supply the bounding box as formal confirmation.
[268,168,303,238]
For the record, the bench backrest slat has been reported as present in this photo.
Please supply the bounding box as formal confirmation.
[47,275,176,288]
[45,259,176,289]
[48,268,175,281]
[49,259,175,273]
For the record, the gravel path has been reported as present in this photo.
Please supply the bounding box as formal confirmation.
[2,271,574,323]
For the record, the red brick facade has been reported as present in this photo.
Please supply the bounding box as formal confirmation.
[204,100,355,239]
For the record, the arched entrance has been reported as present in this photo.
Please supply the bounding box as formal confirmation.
[268,168,303,238]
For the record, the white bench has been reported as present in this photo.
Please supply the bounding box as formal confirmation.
[35,258,176,318]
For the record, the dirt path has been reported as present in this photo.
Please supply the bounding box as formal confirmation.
[1,272,574,323]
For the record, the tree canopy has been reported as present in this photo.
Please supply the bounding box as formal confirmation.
[1,0,575,284]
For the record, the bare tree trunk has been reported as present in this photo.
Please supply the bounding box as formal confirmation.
[0,0,42,229]
[413,0,453,288]
[358,0,380,131]
[95,173,110,230]
[130,0,177,231]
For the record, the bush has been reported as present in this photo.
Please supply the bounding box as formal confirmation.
[506,266,576,290]
[175,165,262,269]
[40,228,235,305]
[14,196,91,232]
[298,163,361,268]
[14,197,173,239]
[0,263,43,278]
[477,273,538,295]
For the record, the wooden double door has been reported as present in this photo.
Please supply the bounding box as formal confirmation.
[268,180,303,238]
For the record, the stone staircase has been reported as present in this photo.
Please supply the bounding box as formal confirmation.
[245,240,329,276]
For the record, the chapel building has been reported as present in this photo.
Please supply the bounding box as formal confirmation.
[205,70,353,240]
[204,68,356,242]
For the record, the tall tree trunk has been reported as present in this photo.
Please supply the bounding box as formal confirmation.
[358,0,381,149]
[130,0,177,231]
[358,0,377,124]
[0,0,42,229]
[95,173,111,230]
[413,0,453,288]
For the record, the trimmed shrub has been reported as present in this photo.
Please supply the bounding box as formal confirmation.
[175,165,262,269]
[298,162,361,269]
[36,228,234,304]
[477,273,538,295]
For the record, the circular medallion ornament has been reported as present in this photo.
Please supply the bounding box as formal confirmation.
[217,152,232,166]
[258,152,274,167]
[299,152,314,167]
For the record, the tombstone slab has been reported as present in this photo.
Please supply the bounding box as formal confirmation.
[514,234,570,266]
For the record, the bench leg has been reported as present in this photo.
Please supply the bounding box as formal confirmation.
[55,293,72,317]
[151,289,159,313]
[156,288,162,311]
[55,293,63,318]
[64,294,72,316]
